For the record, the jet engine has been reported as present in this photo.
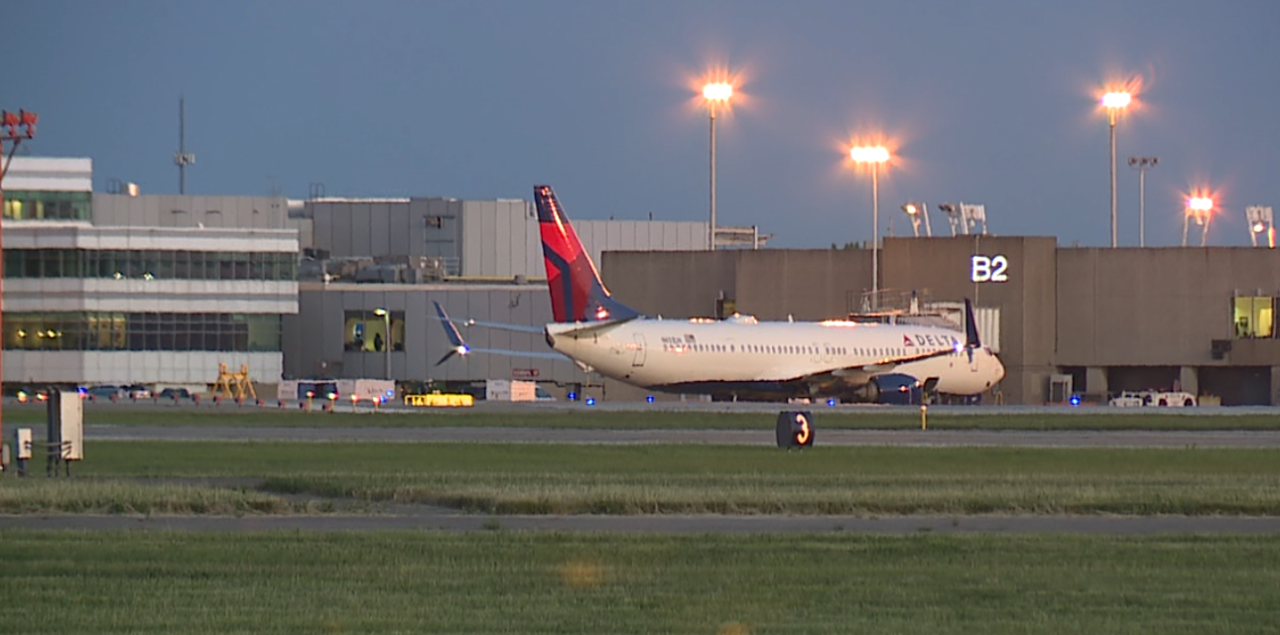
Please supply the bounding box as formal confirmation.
[851,373,924,405]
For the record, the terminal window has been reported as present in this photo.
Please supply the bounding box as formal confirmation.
[2,248,299,281]
[2,190,91,221]
[343,310,405,352]
[1232,296,1275,339]
[2,312,282,352]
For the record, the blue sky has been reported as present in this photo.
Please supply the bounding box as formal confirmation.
[8,0,1279,247]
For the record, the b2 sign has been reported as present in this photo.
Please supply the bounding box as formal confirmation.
[970,255,1009,283]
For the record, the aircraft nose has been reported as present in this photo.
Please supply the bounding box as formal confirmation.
[990,350,1006,383]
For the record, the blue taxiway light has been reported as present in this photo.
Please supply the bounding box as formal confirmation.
[585,397,596,406]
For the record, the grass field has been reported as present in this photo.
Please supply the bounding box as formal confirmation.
[6,403,1280,430]
[5,442,1280,516]
[1,530,1277,634]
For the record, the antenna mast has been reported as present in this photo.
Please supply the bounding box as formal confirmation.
[173,97,196,194]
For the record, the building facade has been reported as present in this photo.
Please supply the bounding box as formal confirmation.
[602,237,1280,405]
[303,197,708,278]
[283,197,715,392]
[1,157,299,388]
[285,281,588,390]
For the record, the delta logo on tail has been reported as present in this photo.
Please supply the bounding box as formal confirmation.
[534,185,642,323]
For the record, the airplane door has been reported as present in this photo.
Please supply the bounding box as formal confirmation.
[632,333,646,367]
[968,348,980,373]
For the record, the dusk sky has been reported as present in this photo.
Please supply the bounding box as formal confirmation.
[8,1,1279,247]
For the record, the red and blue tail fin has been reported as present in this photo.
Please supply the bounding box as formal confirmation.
[534,185,643,323]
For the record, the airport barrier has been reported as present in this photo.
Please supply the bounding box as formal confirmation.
[404,393,474,407]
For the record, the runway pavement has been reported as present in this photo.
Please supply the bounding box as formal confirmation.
[83,424,1280,447]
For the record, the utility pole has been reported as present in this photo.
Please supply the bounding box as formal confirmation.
[174,97,196,194]
[1128,156,1158,247]
[0,109,39,460]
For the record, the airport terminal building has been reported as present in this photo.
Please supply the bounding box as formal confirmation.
[5,155,1276,405]
[2,157,298,389]
[602,236,1280,405]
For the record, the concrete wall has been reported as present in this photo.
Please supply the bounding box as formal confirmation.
[603,248,872,320]
[308,198,707,280]
[5,351,281,386]
[310,198,447,261]
[93,194,289,229]
[601,250,740,318]
[284,283,591,386]
[1056,247,1280,366]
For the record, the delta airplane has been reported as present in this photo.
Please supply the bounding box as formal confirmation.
[435,185,1005,403]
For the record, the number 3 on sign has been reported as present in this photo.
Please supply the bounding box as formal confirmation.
[794,413,811,445]
[970,255,1008,283]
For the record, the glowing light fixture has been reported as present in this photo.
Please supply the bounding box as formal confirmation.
[1245,206,1275,248]
[1183,196,1215,247]
[900,202,933,237]
[702,82,733,102]
[1101,91,1132,109]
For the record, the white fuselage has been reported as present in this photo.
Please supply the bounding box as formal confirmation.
[545,316,1004,399]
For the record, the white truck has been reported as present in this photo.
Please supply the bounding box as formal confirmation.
[1108,390,1197,408]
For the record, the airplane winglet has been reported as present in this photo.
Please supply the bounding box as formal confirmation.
[962,299,981,364]
[964,299,981,349]
[433,301,471,366]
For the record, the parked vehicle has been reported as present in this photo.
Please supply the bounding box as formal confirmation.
[124,385,152,400]
[158,387,193,401]
[1109,390,1197,408]
[86,385,126,401]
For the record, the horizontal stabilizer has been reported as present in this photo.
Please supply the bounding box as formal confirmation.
[458,348,566,360]
[436,316,545,334]
[433,301,566,365]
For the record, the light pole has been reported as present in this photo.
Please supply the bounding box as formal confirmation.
[0,109,38,450]
[1183,197,1213,247]
[373,308,391,380]
[901,202,933,237]
[1246,206,1275,248]
[1102,92,1131,248]
[850,146,890,309]
[702,82,732,251]
[1128,156,1159,247]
